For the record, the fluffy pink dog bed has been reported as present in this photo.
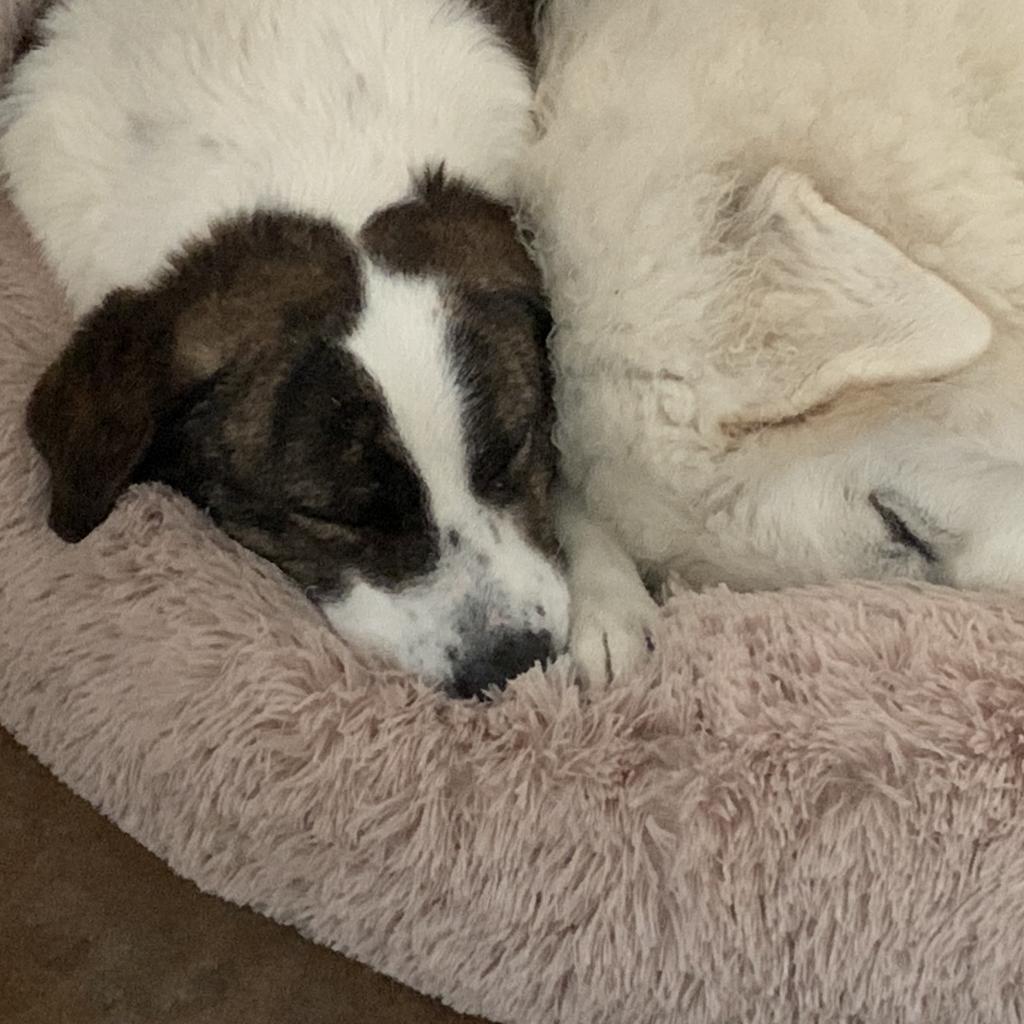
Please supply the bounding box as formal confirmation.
[5,15,1024,1024]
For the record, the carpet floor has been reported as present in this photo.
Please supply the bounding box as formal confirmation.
[0,728,486,1024]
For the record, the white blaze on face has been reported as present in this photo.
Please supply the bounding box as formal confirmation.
[318,265,569,687]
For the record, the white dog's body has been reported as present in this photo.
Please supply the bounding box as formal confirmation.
[2,0,532,315]
[523,0,1024,680]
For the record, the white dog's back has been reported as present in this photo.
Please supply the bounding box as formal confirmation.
[529,0,1024,348]
[1,0,532,313]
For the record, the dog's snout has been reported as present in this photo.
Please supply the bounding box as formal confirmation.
[451,629,554,700]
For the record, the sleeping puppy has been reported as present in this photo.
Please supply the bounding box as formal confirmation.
[1,0,569,698]
[522,0,1024,684]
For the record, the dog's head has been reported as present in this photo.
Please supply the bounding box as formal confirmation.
[27,173,569,696]
[661,168,1024,595]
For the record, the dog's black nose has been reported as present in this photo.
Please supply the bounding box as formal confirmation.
[451,630,554,700]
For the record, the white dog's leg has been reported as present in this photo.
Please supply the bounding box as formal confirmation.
[556,487,658,688]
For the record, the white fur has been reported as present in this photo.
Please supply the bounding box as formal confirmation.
[1,0,567,687]
[323,268,568,679]
[0,0,533,314]
[521,0,1024,683]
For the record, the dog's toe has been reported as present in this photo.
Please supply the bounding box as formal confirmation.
[570,590,658,692]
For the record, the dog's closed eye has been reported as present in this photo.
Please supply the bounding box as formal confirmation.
[287,509,361,546]
[868,491,938,564]
[474,425,533,502]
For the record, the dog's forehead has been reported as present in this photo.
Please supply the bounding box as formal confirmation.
[359,175,550,418]
[345,267,471,520]
[158,200,543,494]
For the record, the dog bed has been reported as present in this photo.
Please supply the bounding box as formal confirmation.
[5,11,1024,1024]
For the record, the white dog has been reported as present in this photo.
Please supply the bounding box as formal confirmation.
[2,0,569,697]
[522,0,1024,683]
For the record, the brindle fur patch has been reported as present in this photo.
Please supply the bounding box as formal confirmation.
[28,211,439,590]
[359,169,540,291]
[448,288,558,555]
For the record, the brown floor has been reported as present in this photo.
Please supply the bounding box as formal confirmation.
[0,728,487,1024]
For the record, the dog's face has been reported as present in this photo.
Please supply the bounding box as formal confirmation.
[27,175,569,696]
[678,394,1024,594]
[651,169,1024,596]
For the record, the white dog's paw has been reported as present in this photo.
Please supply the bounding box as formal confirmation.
[570,585,658,692]
[554,485,660,691]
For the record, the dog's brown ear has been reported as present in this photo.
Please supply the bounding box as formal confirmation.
[26,290,175,542]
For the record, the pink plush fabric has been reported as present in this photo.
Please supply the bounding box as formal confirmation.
[5,9,1024,1021]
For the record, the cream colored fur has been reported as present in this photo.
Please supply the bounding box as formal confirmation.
[522,0,1024,682]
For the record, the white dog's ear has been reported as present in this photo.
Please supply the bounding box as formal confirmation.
[720,168,992,429]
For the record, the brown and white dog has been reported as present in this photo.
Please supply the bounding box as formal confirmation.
[1,0,569,697]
